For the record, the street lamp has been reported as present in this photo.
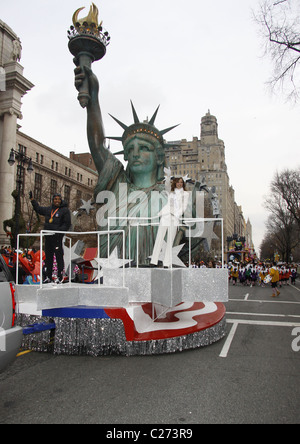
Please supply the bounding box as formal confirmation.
[7,148,34,248]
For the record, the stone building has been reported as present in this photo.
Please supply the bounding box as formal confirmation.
[16,129,98,210]
[165,111,253,250]
[0,21,33,244]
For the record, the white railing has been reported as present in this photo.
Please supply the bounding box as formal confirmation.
[108,216,224,268]
[16,229,126,289]
[16,216,224,286]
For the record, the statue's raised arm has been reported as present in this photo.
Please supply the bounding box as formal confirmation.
[74,64,107,174]
[68,3,111,177]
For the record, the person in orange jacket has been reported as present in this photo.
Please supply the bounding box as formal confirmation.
[269,262,280,298]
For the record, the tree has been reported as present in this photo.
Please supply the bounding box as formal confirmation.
[265,190,299,261]
[262,168,300,262]
[271,168,300,227]
[260,232,277,261]
[254,0,300,101]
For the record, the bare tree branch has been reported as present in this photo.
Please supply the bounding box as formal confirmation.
[254,0,300,101]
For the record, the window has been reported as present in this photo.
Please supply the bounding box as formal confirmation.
[50,179,57,202]
[16,165,25,195]
[18,144,27,155]
[64,185,70,204]
[34,173,42,201]
[76,189,82,207]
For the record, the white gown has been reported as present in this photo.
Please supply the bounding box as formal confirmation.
[151,178,190,267]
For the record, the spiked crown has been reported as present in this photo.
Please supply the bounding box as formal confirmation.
[108,102,179,156]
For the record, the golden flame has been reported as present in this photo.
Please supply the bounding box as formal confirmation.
[72,3,102,29]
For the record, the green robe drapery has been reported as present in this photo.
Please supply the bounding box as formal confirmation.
[94,149,170,265]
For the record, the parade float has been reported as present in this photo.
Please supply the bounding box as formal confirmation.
[13,3,228,356]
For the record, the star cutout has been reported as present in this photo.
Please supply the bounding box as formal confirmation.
[94,247,132,270]
[63,240,85,276]
[149,241,186,268]
[79,198,95,215]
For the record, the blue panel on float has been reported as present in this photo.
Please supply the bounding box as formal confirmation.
[42,306,110,319]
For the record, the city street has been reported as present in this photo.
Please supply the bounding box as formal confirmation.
[1,282,300,425]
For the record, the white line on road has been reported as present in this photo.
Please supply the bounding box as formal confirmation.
[219,318,300,358]
[219,321,238,358]
[227,318,300,327]
[226,312,300,319]
[290,284,300,292]
[229,299,300,305]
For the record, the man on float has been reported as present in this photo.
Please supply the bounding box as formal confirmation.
[30,192,71,283]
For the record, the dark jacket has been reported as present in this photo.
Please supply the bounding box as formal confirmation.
[31,200,71,233]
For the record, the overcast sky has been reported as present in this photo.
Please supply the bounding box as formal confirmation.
[1,0,300,254]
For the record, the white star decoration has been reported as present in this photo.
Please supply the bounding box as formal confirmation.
[79,198,95,215]
[94,247,132,269]
[63,240,84,276]
[149,241,186,268]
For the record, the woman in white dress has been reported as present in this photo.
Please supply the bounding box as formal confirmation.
[151,170,190,267]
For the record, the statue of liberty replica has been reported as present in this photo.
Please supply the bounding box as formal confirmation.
[68,4,208,266]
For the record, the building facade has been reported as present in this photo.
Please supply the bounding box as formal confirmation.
[0,21,34,244]
[165,111,254,252]
[16,130,98,209]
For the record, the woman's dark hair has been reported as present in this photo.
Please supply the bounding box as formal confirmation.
[171,177,187,191]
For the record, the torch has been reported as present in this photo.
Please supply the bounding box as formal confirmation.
[68,3,110,108]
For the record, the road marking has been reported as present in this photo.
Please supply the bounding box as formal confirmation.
[219,318,300,358]
[226,312,300,319]
[290,284,300,292]
[227,318,300,327]
[219,321,238,358]
[229,299,300,305]
[244,293,249,301]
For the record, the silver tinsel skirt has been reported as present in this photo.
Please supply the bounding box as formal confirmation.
[17,313,226,357]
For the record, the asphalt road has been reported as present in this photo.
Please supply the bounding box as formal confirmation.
[1,281,300,425]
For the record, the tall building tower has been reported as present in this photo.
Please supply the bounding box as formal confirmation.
[199,111,235,240]
[199,110,226,172]
[165,111,249,246]
[0,21,34,244]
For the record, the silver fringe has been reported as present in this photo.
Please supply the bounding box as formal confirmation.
[17,313,55,353]
[17,313,226,356]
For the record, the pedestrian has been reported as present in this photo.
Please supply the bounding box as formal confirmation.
[231,262,239,286]
[269,262,280,298]
[290,265,297,285]
[30,192,71,283]
[207,259,215,268]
